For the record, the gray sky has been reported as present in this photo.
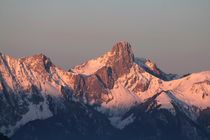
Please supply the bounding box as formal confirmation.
[0,0,209,74]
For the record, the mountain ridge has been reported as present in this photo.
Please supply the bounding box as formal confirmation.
[0,41,210,140]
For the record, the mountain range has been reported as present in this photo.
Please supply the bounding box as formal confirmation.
[0,41,210,140]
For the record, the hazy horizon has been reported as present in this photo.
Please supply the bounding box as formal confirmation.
[0,0,210,74]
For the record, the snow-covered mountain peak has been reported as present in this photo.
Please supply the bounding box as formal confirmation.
[20,53,52,65]
[20,53,54,75]
[73,41,134,76]
[73,41,177,81]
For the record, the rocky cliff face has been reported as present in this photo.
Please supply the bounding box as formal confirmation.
[0,42,210,140]
[109,42,134,78]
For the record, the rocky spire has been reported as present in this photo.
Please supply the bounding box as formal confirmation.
[111,41,134,63]
[107,41,134,78]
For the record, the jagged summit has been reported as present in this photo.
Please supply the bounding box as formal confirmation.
[72,41,177,81]
[111,41,133,57]
[20,53,50,62]
[73,41,134,75]
[72,41,176,80]
[20,53,54,73]
[107,41,134,77]
[110,41,134,63]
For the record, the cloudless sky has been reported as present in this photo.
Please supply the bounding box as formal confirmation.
[0,0,209,74]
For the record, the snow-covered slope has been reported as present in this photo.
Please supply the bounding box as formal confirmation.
[163,71,210,109]
[0,53,77,136]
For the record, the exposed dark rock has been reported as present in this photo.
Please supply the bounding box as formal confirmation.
[0,133,9,140]
[12,102,117,140]
[95,66,115,89]
[0,78,28,130]
[61,85,74,101]
[28,85,44,105]
[108,42,134,78]
[181,73,192,78]
[86,75,108,103]
[198,108,210,136]
[72,74,110,105]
